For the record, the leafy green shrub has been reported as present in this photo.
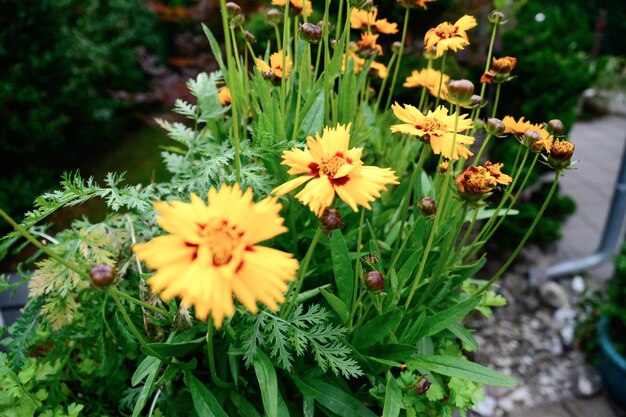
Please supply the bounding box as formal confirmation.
[0,0,160,219]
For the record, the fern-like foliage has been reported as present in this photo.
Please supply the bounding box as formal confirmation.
[4,296,44,370]
[241,304,362,378]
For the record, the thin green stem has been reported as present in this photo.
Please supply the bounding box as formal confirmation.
[472,133,493,166]
[292,42,310,140]
[479,170,561,293]
[434,53,448,108]
[109,286,167,317]
[417,60,433,112]
[405,104,460,307]
[478,16,501,101]
[490,82,502,118]
[375,51,398,111]
[282,226,324,317]
[206,321,234,388]
[385,7,411,109]
[109,289,164,360]
[351,209,366,313]
[0,207,90,281]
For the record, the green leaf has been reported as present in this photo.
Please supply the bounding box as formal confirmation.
[253,350,279,417]
[361,343,417,363]
[131,356,160,386]
[472,208,519,221]
[383,375,402,417]
[144,338,205,358]
[417,296,481,339]
[202,24,226,76]
[292,376,378,417]
[298,89,324,140]
[352,308,403,349]
[448,323,479,352]
[320,289,349,324]
[183,371,229,417]
[396,250,423,288]
[409,355,517,387]
[229,392,262,417]
[132,359,162,417]
[330,230,355,311]
[400,311,426,345]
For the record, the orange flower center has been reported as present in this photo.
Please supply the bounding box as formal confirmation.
[320,154,347,177]
[197,221,243,266]
[435,22,458,39]
[416,117,447,134]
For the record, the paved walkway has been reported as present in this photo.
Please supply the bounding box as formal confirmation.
[516,115,626,417]
[555,115,626,282]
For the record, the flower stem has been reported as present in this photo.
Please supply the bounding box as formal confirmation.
[109,288,165,360]
[491,82,502,118]
[434,53,448,108]
[417,59,433,112]
[385,7,411,109]
[472,133,493,166]
[282,226,324,317]
[478,15,501,101]
[0,207,90,281]
[206,321,234,388]
[374,51,398,112]
[109,286,167,317]
[351,209,366,313]
[479,169,561,293]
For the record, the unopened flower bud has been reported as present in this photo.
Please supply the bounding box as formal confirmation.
[488,10,507,24]
[244,30,256,44]
[300,23,323,44]
[523,129,545,152]
[90,264,115,287]
[547,119,565,135]
[391,41,403,54]
[469,95,486,108]
[226,2,242,15]
[267,8,283,25]
[548,139,575,169]
[364,270,384,292]
[417,196,437,216]
[447,79,475,106]
[414,376,431,395]
[486,118,505,136]
[423,45,437,60]
[330,39,339,49]
[320,207,343,230]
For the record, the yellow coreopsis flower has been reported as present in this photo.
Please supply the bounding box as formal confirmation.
[133,185,299,327]
[272,123,398,217]
[502,115,552,152]
[390,103,475,160]
[424,15,477,58]
[357,32,383,56]
[404,68,449,98]
[350,8,399,34]
[271,0,312,16]
[218,87,231,106]
[256,51,292,80]
[343,52,388,79]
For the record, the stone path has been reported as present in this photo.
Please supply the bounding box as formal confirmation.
[513,115,626,417]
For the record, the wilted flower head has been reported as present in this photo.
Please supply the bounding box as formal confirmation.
[456,166,497,201]
[547,139,575,169]
[481,56,517,84]
[273,124,398,216]
[350,7,398,34]
[133,185,299,327]
[320,207,343,230]
[482,161,512,185]
[424,15,477,58]
[390,104,475,160]
[357,32,383,56]
[417,196,437,217]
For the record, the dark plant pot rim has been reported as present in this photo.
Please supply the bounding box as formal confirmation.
[598,315,626,373]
